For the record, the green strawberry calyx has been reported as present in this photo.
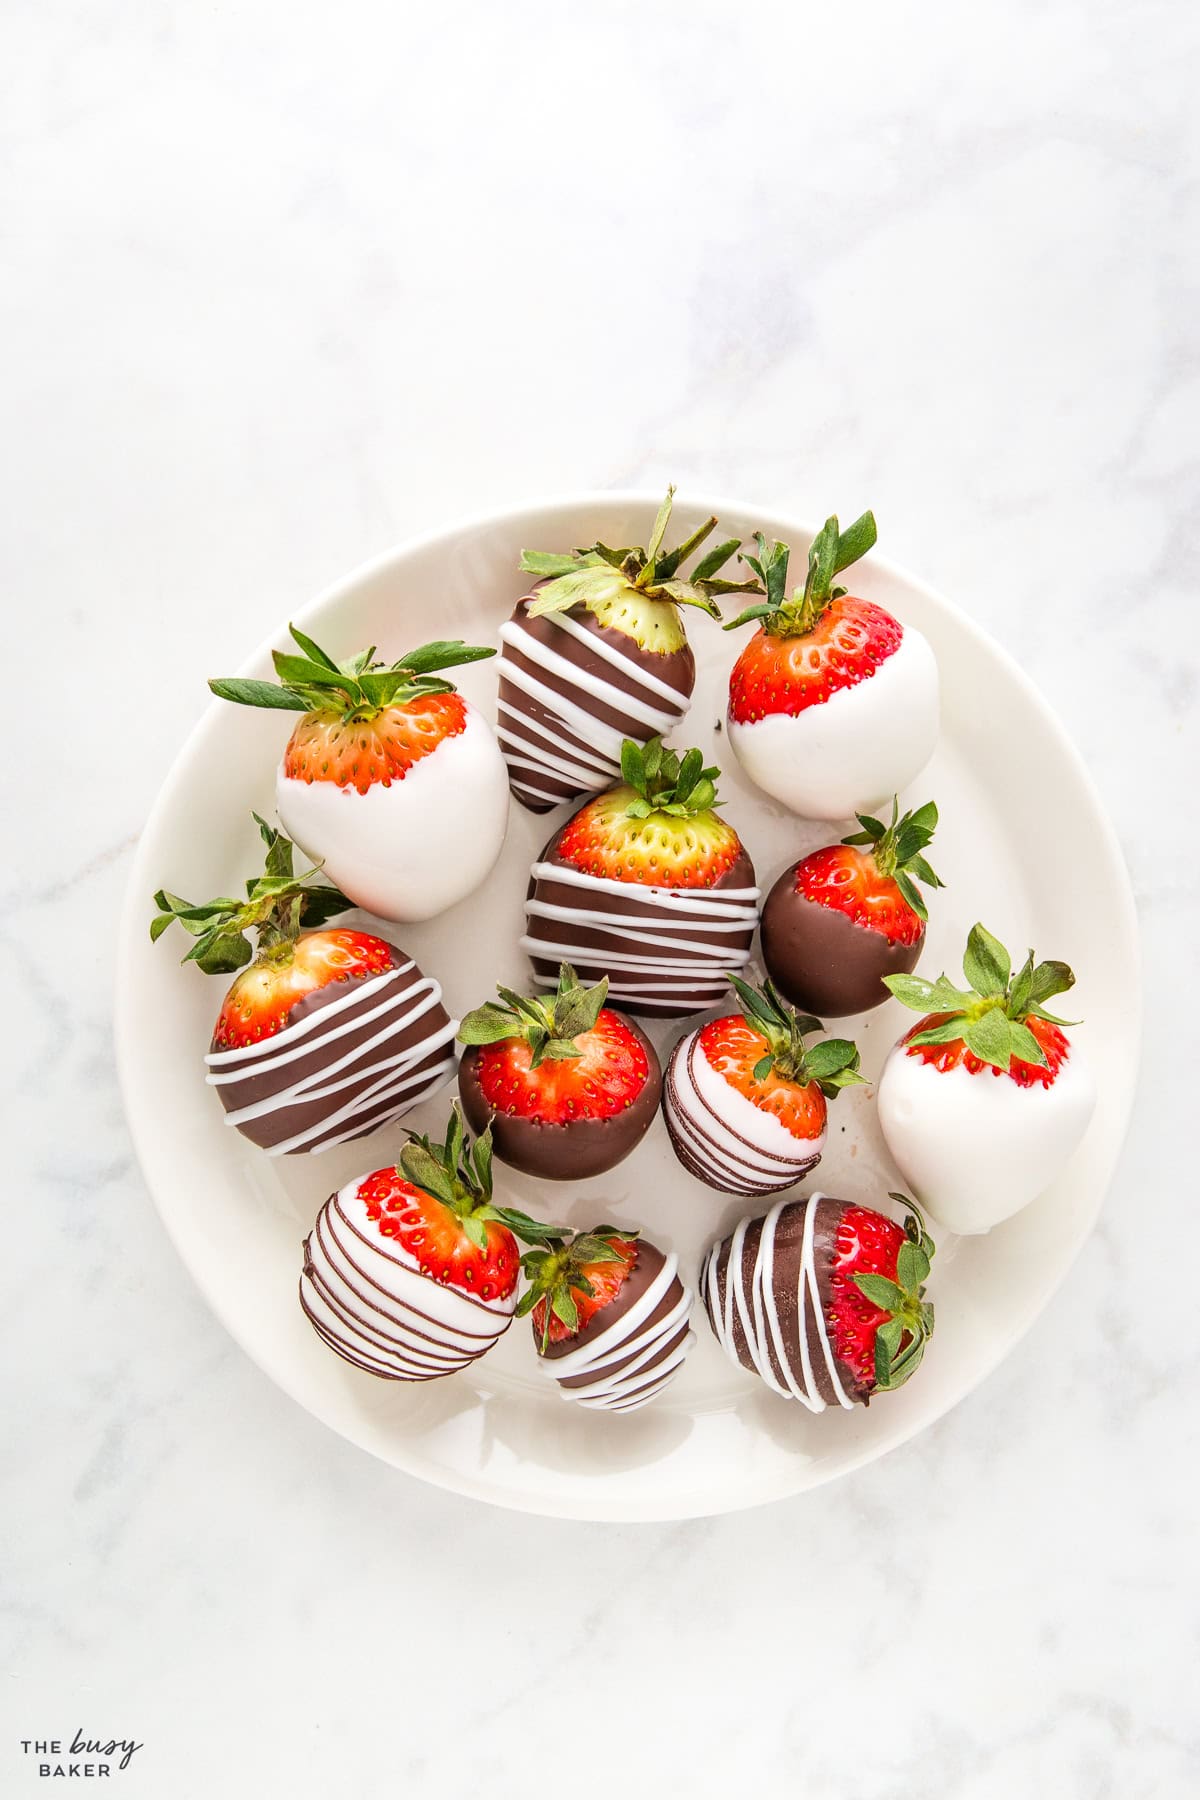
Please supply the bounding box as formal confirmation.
[726,975,865,1098]
[150,813,349,975]
[458,962,609,1069]
[723,510,878,638]
[842,796,944,924]
[209,623,495,722]
[618,735,724,821]
[515,1226,638,1352]
[853,1195,937,1392]
[399,1102,560,1252]
[883,922,1079,1071]
[520,486,758,624]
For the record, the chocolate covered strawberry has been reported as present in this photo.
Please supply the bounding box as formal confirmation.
[496,487,754,811]
[457,963,661,1181]
[210,626,507,921]
[521,736,760,1016]
[702,1192,936,1410]
[301,1104,556,1381]
[663,975,864,1196]
[877,924,1096,1234]
[152,814,456,1154]
[519,1227,695,1412]
[761,798,944,1017]
[724,514,939,819]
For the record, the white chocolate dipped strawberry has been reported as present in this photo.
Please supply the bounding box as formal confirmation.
[877,924,1096,1235]
[301,1103,557,1381]
[724,514,939,821]
[496,488,756,812]
[210,627,508,922]
[662,975,865,1196]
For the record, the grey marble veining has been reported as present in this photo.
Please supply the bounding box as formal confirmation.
[3,1,1197,1795]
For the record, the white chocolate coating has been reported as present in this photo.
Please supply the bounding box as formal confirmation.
[876,1040,1096,1234]
[277,703,509,922]
[301,1174,515,1381]
[727,625,939,820]
[663,1030,824,1195]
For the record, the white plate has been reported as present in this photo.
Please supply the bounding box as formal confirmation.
[115,494,1139,1521]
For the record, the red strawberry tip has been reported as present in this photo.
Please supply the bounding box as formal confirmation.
[726,974,865,1099]
[458,962,609,1070]
[884,923,1079,1073]
[840,795,944,925]
[852,1194,937,1393]
[515,1226,640,1352]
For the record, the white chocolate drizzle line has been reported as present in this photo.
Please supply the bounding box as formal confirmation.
[496,609,689,805]
[701,1196,854,1413]
[663,1033,823,1195]
[542,1252,695,1412]
[522,863,759,1009]
[204,963,458,1155]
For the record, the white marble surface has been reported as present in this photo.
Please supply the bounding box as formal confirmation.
[4,1,1197,1794]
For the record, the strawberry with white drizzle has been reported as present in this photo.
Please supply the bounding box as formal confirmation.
[724,514,939,820]
[210,626,507,921]
[522,736,760,1016]
[702,1192,936,1410]
[663,975,865,1196]
[496,487,755,812]
[301,1104,556,1381]
[878,923,1096,1235]
[151,816,458,1154]
[519,1227,695,1413]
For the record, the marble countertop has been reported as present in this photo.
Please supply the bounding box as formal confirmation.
[5,1,1196,1794]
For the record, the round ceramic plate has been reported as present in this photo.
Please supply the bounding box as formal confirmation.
[115,494,1139,1521]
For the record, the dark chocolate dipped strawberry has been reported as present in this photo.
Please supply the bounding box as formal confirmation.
[761,798,944,1017]
[702,1192,936,1410]
[519,1227,695,1412]
[152,814,457,1154]
[662,975,864,1196]
[724,515,939,819]
[521,736,760,1017]
[209,625,506,921]
[301,1103,557,1381]
[496,487,755,812]
[457,963,661,1181]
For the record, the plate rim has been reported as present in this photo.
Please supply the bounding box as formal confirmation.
[114,489,1142,1521]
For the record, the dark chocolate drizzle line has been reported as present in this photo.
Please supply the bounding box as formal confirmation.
[662,1033,821,1195]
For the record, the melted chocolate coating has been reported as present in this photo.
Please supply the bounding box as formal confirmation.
[537,1239,692,1408]
[208,944,453,1153]
[703,1196,872,1406]
[525,822,759,1018]
[457,1015,662,1180]
[498,600,695,812]
[761,867,922,1018]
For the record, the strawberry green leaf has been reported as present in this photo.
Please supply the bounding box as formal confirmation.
[907,1017,968,1048]
[1027,959,1076,1007]
[896,1240,931,1289]
[894,870,928,923]
[399,1143,456,1205]
[963,923,1012,998]
[854,1272,907,1311]
[963,1007,1013,1069]
[1008,1020,1049,1067]
[208,677,311,710]
[457,1004,521,1046]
